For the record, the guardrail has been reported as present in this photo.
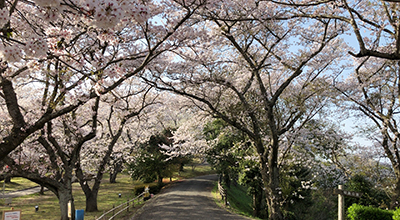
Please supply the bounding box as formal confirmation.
[96,192,146,220]
[218,181,227,205]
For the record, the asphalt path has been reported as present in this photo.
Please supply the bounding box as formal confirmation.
[0,186,45,198]
[131,174,250,220]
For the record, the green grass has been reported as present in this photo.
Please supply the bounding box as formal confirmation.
[1,174,139,220]
[175,163,216,179]
[0,163,215,220]
[212,182,258,219]
[0,178,40,193]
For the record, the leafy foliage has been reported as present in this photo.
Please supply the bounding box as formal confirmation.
[347,203,393,220]
[204,119,245,187]
[345,174,391,209]
[129,129,174,185]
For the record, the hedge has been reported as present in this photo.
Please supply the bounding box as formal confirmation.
[347,204,393,220]
[393,207,400,220]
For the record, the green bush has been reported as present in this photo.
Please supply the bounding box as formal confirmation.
[393,207,400,220]
[347,203,393,220]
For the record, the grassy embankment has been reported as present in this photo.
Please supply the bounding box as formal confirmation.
[0,163,214,220]
[212,182,261,219]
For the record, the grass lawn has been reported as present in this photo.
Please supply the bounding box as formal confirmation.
[0,163,215,220]
[0,178,40,193]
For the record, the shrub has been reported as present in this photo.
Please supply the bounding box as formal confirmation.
[393,207,400,220]
[347,203,393,220]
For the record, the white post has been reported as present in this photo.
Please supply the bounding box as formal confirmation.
[68,200,72,219]
[2,180,4,206]
[338,185,344,220]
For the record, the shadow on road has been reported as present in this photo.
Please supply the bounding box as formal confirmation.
[131,175,249,220]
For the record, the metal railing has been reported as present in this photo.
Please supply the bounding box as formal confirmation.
[218,181,227,205]
[96,192,145,220]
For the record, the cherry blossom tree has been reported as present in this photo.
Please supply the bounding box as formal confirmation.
[3,97,100,220]
[0,0,204,163]
[75,80,157,212]
[2,82,157,216]
[277,0,400,60]
[336,58,400,208]
[0,0,206,219]
[160,110,210,162]
[126,92,209,175]
[142,1,346,219]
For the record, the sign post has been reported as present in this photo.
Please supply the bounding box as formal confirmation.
[68,200,72,219]
[2,209,21,220]
[334,185,363,220]
[338,185,344,220]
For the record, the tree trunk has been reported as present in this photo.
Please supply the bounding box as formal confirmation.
[253,194,259,217]
[4,176,11,183]
[109,171,118,184]
[263,165,283,220]
[109,161,123,183]
[391,175,400,209]
[58,187,75,220]
[157,172,163,186]
[257,139,283,220]
[109,168,120,184]
[40,185,44,195]
[253,185,263,218]
[76,168,101,212]
[265,190,283,220]
[85,190,98,212]
[179,163,184,172]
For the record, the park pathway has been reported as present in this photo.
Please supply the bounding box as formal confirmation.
[131,174,250,220]
[0,186,45,199]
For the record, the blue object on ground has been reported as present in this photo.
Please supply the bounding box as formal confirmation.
[76,209,84,220]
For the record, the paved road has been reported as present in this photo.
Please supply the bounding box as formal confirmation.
[131,174,250,220]
[0,186,45,199]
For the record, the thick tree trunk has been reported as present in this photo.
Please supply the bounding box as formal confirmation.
[265,190,283,220]
[257,138,283,220]
[58,187,75,220]
[85,190,98,212]
[261,164,283,220]
[76,167,101,212]
[78,179,101,212]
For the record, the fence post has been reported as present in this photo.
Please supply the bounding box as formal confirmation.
[127,199,129,213]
